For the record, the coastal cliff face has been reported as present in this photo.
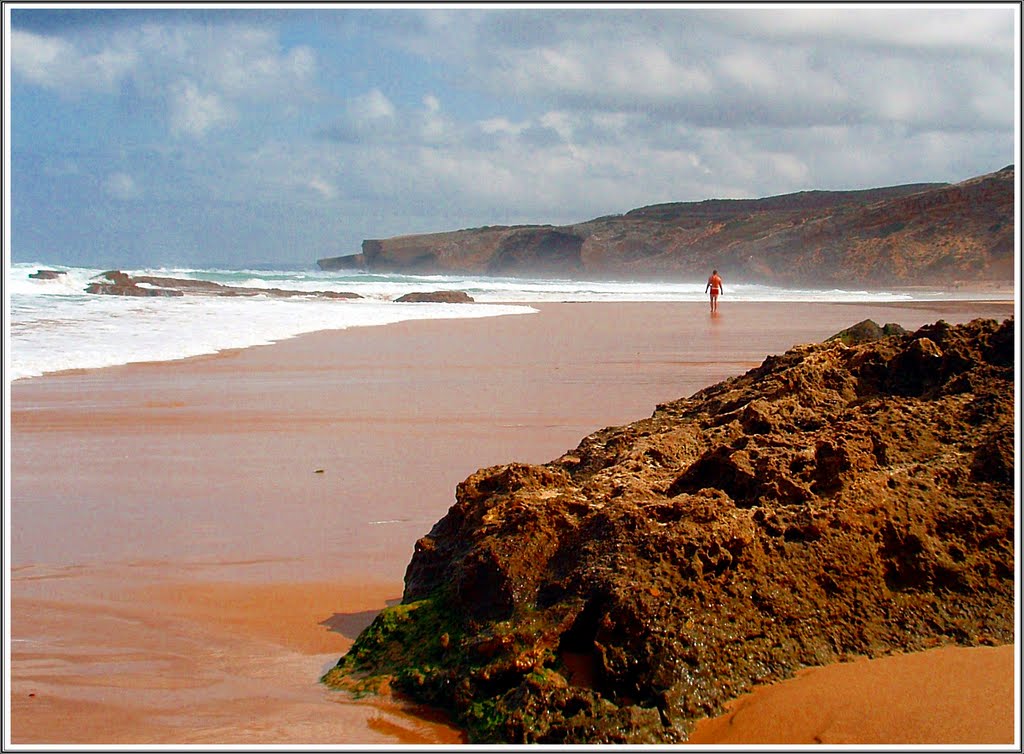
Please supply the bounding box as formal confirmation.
[324,317,1016,743]
[317,166,1014,286]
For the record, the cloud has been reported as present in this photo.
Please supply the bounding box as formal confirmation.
[712,7,1013,53]
[11,21,318,137]
[11,29,137,93]
[307,177,337,200]
[202,27,316,100]
[321,88,460,146]
[498,41,715,108]
[390,8,1014,134]
[350,88,396,121]
[104,172,141,200]
[319,88,396,142]
[419,94,451,142]
[169,80,235,137]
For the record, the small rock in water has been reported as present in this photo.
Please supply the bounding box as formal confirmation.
[28,269,66,280]
[395,290,475,303]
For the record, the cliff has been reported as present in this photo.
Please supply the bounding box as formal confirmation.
[323,316,1016,743]
[317,166,1014,286]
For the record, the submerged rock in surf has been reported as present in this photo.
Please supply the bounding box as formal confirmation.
[84,270,361,300]
[395,290,475,303]
[86,271,184,297]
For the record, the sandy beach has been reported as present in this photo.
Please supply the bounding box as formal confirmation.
[8,299,1017,745]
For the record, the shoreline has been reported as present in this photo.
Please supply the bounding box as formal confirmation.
[8,300,1017,745]
[9,291,1015,385]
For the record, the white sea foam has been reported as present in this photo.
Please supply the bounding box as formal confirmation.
[7,264,536,380]
[6,262,1003,381]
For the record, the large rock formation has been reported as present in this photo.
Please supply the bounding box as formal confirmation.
[317,166,1014,286]
[86,270,184,297]
[395,290,476,303]
[324,317,1016,743]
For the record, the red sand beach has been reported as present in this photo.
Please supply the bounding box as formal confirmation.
[7,300,1017,745]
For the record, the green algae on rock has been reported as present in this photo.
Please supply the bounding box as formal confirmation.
[323,317,1016,744]
[826,318,909,346]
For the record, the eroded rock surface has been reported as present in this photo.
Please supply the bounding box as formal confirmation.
[325,318,1015,743]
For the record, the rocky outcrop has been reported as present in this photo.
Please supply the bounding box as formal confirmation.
[324,317,1016,743]
[317,254,365,271]
[395,291,476,303]
[86,270,184,297]
[826,319,909,345]
[84,271,361,300]
[28,269,67,280]
[317,167,1013,286]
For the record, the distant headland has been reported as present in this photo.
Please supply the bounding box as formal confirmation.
[317,166,1014,287]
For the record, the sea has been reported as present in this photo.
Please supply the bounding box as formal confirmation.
[6,261,998,382]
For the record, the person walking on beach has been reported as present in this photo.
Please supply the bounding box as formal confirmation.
[706,269,723,313]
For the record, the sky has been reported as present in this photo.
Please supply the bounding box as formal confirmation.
[5,3,1020,269]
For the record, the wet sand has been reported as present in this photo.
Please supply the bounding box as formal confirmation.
[8,300,1016,745]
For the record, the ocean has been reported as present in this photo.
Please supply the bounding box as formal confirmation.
[6,262,991,382]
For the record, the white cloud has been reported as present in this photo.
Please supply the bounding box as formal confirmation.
[479,117,527,136]
[11,29,137,93]
[418,95,451,143]
[325,89,461,145]
[307,177,337,200]
[105,172,141,200]
[539,111,575,140]
[718,50,779,92]
[408,8,1013,136]
[497,41,713,107]
[12,22,318,138]
[200,27,317,100]
[350,88,395,121]
[169,80,235,138]
[716,8,1013,53]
